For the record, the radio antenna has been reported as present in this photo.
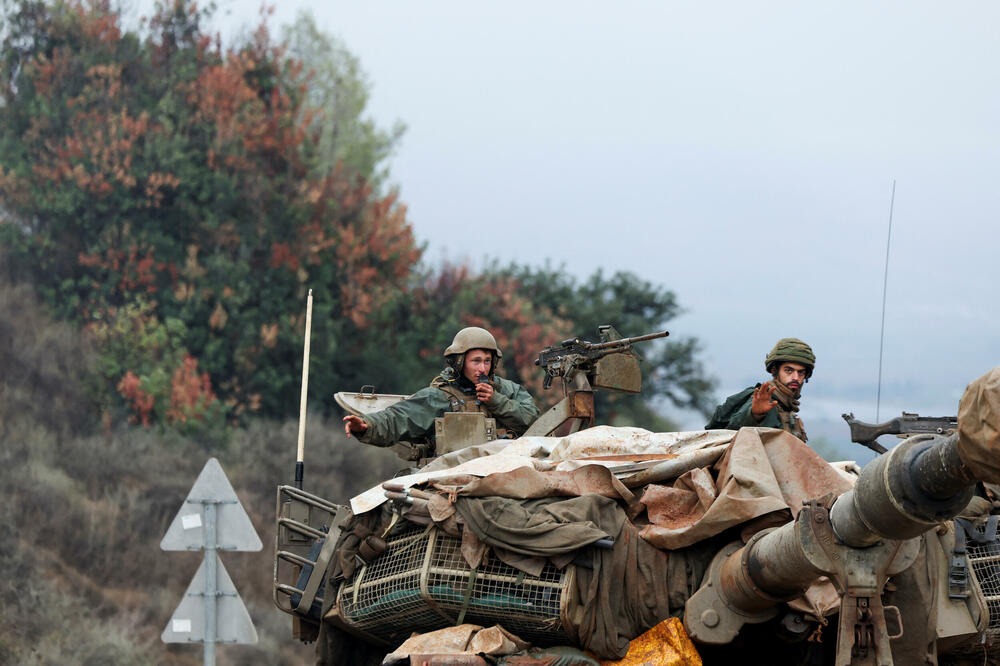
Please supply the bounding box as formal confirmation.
[294,289,313,489]
[876,180,896,422]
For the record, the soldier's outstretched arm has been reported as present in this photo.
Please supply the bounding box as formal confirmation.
[356,387,449,446]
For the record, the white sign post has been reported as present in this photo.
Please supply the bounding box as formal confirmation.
[161,458,262,665]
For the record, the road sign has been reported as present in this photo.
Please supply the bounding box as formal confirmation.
[161,457,262,664]
[161,457,262,552]
[161,553,258,644]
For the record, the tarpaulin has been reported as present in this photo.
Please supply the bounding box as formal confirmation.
[638,428,854,550]
[958,366,1000,483]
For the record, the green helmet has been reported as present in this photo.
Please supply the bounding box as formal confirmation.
[443,327,503,358]
[765,338,815,377]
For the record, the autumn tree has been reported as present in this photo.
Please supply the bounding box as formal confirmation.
[362,262,715,430]
[490,263,715,428]
[0,0,714,435]
[0,0,419,426]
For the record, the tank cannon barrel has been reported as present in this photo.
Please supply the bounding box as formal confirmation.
[830,433,975,547]
[686,367,1000,653]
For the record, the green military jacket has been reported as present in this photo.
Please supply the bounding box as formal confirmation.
[705,384,808,442]
[358,372,539,447]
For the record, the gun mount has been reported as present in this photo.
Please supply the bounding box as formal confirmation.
[685,431,981,664]
[523,326,668,437]
[842,412,958,454]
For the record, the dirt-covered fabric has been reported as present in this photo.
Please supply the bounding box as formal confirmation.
[957,366,1000,483]
[638,427,853,550]
[565,518,691,659]
[382,624,530,663]
[453,494,625,559]
[457,464,634,502]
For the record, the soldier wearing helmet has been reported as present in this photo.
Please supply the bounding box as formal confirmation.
[342,327,539,451]
[705,337,815,442]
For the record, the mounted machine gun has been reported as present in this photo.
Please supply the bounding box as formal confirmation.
[523,326,669,437]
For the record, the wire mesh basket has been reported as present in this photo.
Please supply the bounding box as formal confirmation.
[943,518,1000,658]
[332,524,575,647]
[965,529,1000,652]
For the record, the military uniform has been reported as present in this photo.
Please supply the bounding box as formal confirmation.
[705,384,808,442]
[705,337,814,443]
[357,367,539,447]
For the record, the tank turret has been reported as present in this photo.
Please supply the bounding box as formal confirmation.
[685,368,1000,665]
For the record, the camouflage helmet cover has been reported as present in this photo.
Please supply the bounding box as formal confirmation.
[444,327,503,359]
[765,337,815,376]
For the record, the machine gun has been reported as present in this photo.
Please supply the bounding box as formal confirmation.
[842,411,958,454]
[523,326,668,437]
[535,327,669,390]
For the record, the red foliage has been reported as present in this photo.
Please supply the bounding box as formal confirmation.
[78,245,164,294]
[269,242,300,272]
[167,354,218,423]
[117,371,154,426]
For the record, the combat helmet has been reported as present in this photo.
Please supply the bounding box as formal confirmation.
[444,327,502,357]
[765,337,815,378]
[443,327,502,377]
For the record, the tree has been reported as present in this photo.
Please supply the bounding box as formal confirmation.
[365,261,716,431]
[281,11,405,189]
[0,1,715,436]
[0,0,420,425]
[494,263,716,428]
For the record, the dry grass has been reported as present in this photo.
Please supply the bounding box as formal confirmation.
[0,281,404,664]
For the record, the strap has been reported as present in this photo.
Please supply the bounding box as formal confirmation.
[950,519,970,599]
[434,382,488,415]
[455,566,478,626]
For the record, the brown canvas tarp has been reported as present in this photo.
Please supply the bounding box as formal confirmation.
[638,427,854,550]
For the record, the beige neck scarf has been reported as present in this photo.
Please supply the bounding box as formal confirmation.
[770,379,808,442]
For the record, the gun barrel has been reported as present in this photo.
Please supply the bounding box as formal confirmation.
[686,431,979,644]
[831,432,975,546]
[587,330,669,351]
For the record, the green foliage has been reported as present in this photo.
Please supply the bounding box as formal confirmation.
[494,263,715,425]
[0,0,420,428]
[356,261,715,429]
[0,0,714,435]
[282,11,405,189]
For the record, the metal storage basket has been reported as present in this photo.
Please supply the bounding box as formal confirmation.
[965,528,1000,652]
[330,524,575,647]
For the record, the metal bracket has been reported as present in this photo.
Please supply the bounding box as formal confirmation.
[798,500,919,666]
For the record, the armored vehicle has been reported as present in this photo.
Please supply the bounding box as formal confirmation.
[273,329,1000,665]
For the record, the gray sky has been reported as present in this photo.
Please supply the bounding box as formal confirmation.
[205,1,998,437]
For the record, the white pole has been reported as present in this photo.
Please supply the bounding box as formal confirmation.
[295,289,313,488]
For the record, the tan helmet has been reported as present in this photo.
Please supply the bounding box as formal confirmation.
[443,327,503,379]
[444,327,502,358]
[765,337,815,377]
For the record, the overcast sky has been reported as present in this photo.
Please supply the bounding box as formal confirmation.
[192,1,998,437]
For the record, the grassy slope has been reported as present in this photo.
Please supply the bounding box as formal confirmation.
[0,283,402,665]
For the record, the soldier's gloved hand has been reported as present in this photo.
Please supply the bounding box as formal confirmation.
[751,381,778,417]
[343,415,368,438]
[475,377,494,404]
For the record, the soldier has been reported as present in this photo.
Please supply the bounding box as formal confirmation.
[342,326,539,450]
[705,337,814,442]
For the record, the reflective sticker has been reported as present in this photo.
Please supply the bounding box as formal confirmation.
[182,513,202,530]
[172,619,192,633]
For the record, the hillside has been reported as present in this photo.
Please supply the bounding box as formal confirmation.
[0,281,401,664]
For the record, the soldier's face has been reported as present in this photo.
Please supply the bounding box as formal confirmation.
[775,362,808,391]
[463,349,492,382]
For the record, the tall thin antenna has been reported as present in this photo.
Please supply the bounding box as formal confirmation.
[876,180,896,421]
